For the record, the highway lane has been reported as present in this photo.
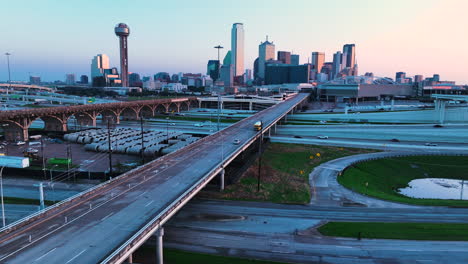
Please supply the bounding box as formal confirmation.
[0,93,308,263]
[165,226,468,264]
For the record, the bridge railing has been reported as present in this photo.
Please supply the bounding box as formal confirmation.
[100,94,309,263]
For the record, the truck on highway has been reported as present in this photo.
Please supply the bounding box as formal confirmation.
[0,156,30,168]
[253,121,262,131]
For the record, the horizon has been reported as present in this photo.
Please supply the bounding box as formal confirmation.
[1,0,467,84]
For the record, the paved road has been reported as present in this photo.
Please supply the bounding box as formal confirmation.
[0,93,308,263]
[163,199,468,264]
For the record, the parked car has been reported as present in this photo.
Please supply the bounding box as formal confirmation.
[233,139,241,145]
[169,123,176,126]
[194,123,204,127]
[293,135,302,138]
[433,124,444,128]
[15,141,26,146]
[317,135,329,139]
[425,143,437,146]
[319,120,327,124]
[390,138,400,142]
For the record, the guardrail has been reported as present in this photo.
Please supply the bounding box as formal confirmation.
[101,94,309,263]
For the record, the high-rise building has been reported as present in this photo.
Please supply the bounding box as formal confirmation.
[171,74,179,83]
[265,64,310,85]
[291,54,300,65]
[245,69,252,81]
[115,23,130,87]
[154,72,171,82]
[332,51,343,79]
[414,75,424,83]
[91,54,110,81]
[65,74,75,85]
[129,73,141,86]
[207,60,220,81]
[311,52,325,73]
[231,23,244,77]
[321,62,333,80]
[80,75,89,84]
[258,37,275,80]
[433,74,440,82]
[29,76,41,85]
[220,64,234,87]
[223,50,232,65]
[277,51,291,64]
[396,72,406,83]
[342,44,355,68]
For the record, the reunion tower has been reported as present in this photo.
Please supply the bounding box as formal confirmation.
[114,23,130,87]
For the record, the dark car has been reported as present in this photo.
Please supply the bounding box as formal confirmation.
[293,135,302,138]
[433,124,444,128]
[390,138,400,142]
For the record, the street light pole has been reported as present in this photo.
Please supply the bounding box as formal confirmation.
[5,53,11,98]
[1,165,9,227]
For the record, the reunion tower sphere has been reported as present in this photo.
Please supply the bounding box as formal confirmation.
[114,23,130,87]
[114,23,130,36]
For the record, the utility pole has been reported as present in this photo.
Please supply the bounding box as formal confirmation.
[107,119,113,176]
[41,137,46,179]
[257,121,263,192]
[66,141,70,180]
[5,53,11,98]
[140,117,145,164]
[217,95,221,131]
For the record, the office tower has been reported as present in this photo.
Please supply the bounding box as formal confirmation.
[91,54,110,80]
[291,54,300,65]
[258,37,275,79]
[29,76,41,85]
[80,75,89,84]
[265,64,310,85]
[396,72,406,79]
[414,75,424,83]
[171,74,179,83]
[231,23,244,77]
[114,23,130,87]
[433,74,440,82]
[277,51,291,64]
[311,52,325,73]
[129,73,141,86]
[154,72,171,82]
[220,64,234,87]
[223,50,232,65]
[342,44,355,68]
[65,74,75,85]
[207,60,221,81]
[321,62,333,80]
[332,51,343,78]
[245,69,252,81]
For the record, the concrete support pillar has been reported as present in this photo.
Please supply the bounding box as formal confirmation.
[198,100,202,109]
[439,100,446,124]
[219,169,225,191]
[345,106,349,115]
[268,128,271,138]
[38,182,45,210]
[380,100,384,107]
[127,253,133,263]
[249,102,252,111]
[274,123,277,134]
[156,227,164,264]
[390,99,395,111]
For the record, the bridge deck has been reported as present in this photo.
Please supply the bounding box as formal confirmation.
[0,93,308,264]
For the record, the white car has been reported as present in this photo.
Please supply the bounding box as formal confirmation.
[317,135,329,139]
[233,139,241,145]
[194,123,204,127]
[169,123,176,126]
[15,141,26,146]
[425,142,437,146]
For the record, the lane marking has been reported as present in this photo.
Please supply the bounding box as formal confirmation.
[145,200,154,207]
[138,191,148,198]
[34,247,56,262]
[65,249,87,264]
[101,212,114,221]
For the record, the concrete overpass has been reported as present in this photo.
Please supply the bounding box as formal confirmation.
[198,94,285,111]
[0,97,197,141]
[432,94,468,124]
[0,93,309,264]
[0,83,54,92]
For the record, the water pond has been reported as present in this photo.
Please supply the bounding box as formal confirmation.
[398,178,468,200]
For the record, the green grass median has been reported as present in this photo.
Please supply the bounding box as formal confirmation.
[338,155,468,206]
[318,222,468,241]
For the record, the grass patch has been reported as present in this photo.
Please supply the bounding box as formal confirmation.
[318,222,468,241]
[4,196,55,206]
[338,156,468,206]
[203,143,374,204]
[134,247,287,264]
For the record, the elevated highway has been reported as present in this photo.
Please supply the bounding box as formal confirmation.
[0,93,309,263]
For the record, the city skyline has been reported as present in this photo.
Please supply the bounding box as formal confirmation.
[1,0,467,84]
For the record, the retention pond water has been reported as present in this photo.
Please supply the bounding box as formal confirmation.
[399,178,468,200]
